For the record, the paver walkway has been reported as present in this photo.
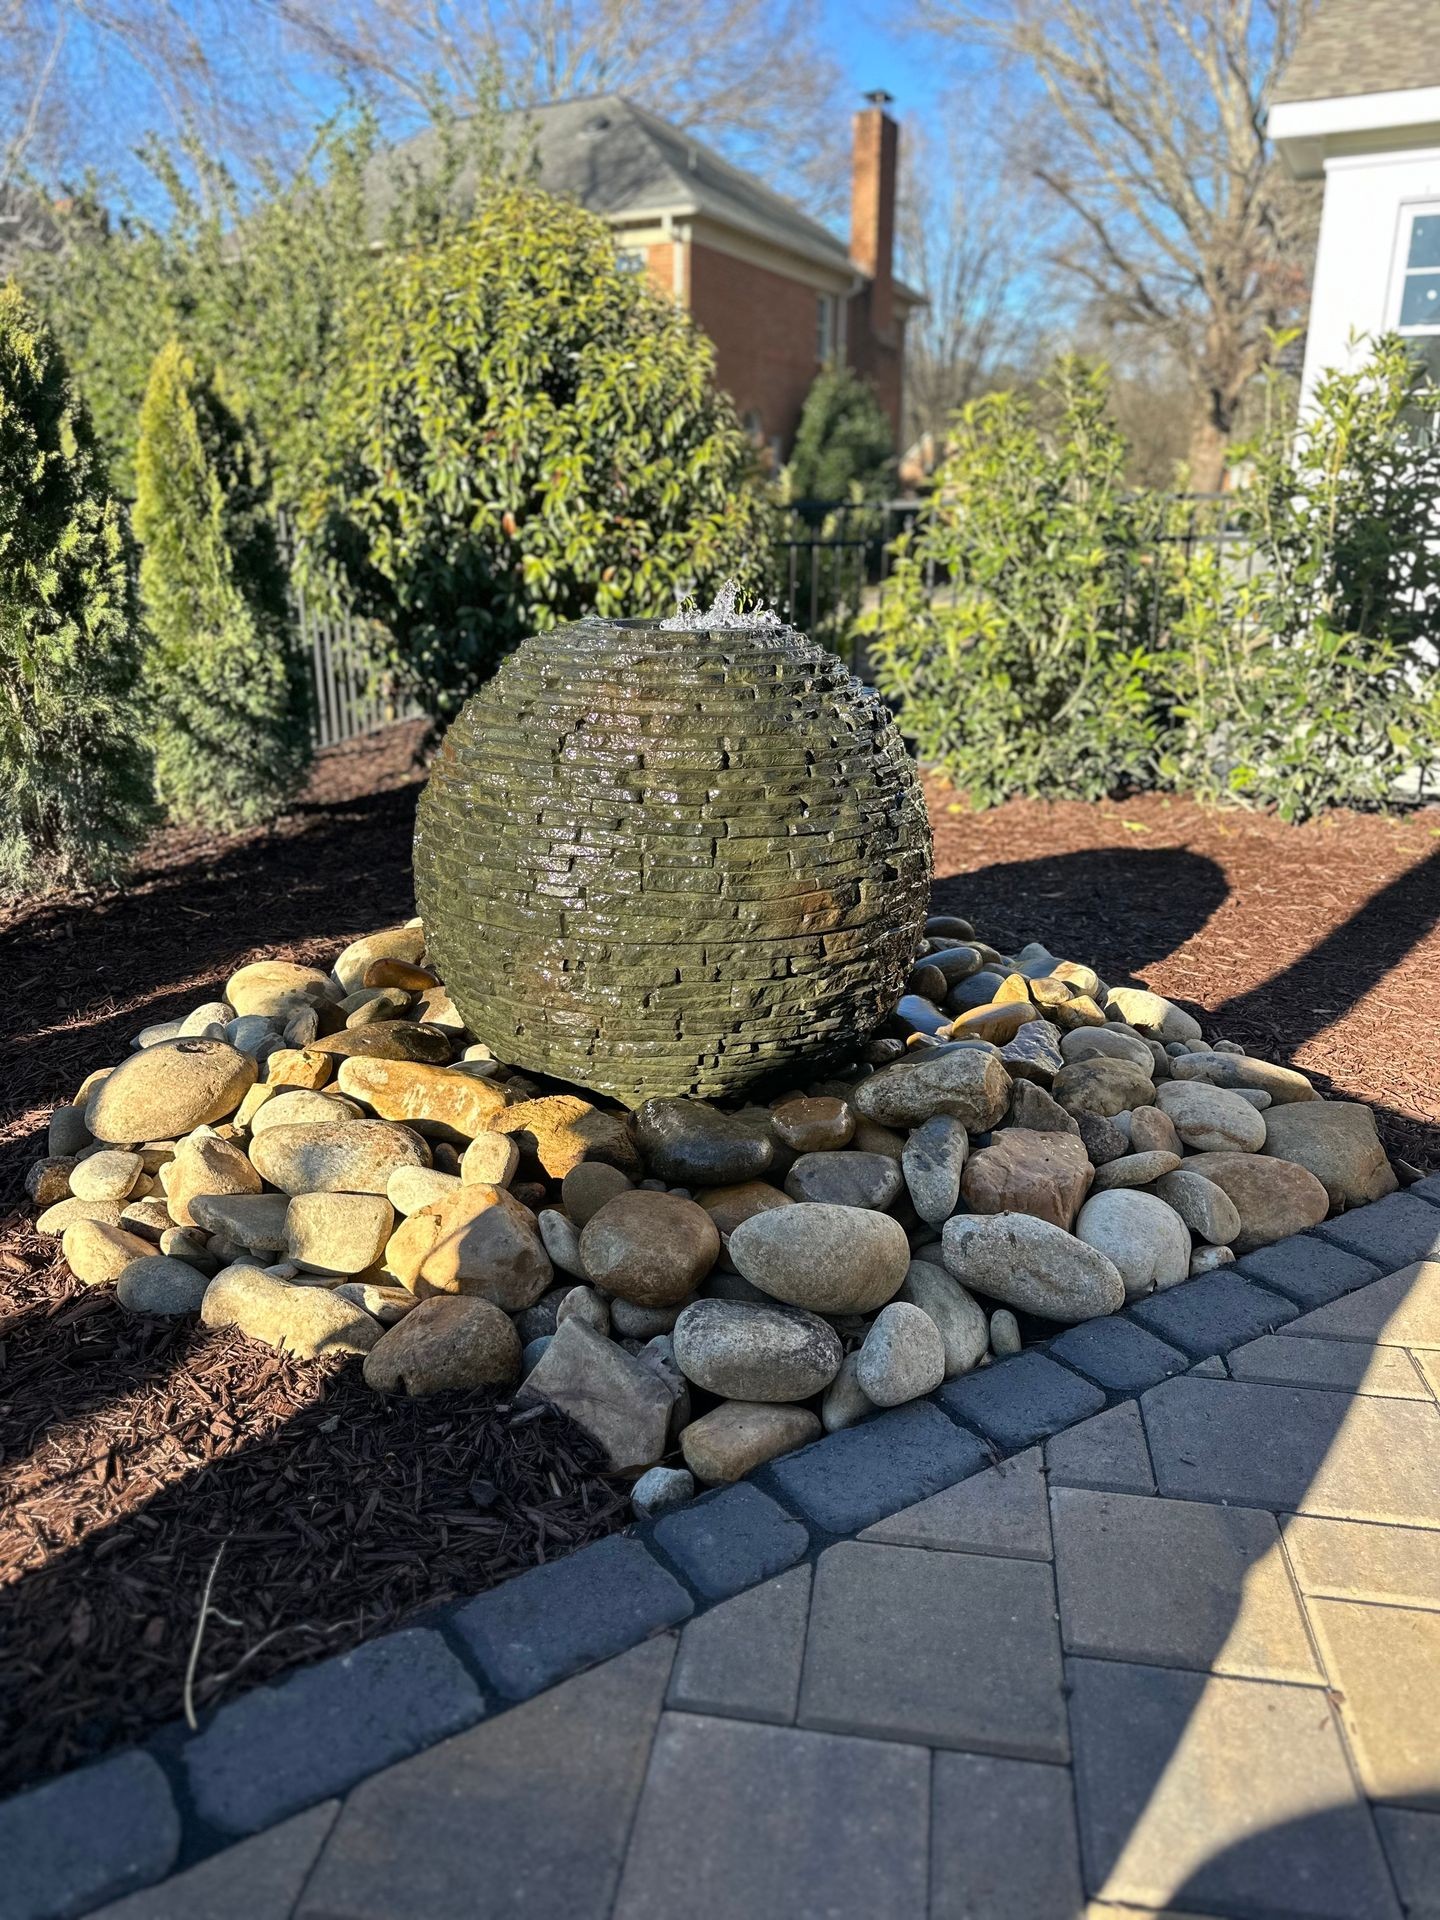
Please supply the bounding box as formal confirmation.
[30,1197,1440,1919]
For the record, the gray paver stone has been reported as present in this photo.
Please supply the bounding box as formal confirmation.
[1045,1315,1188,1393]
[1044,1401,1155,1494]
[1306,1597,1440,1809]
[0,1751,179,1920]
[1067,1657,1399,1919]
[1282,1513,1440,1608]
[650,1482,808,1601]
[1231,1234,1381,1309]
[185,1628,482,1837]
[931,1751,1085,1920]
[1051,1487,1319,1680]
[757,1399,988,1534]
[1314,1192,1440,1269]
[298,1636,674,1920]
[1128,1270,1297,1359]
[448,1534,691,1700]
[612,1713,929,1920]
[799,1540,1069,1759]
[1409,1171,1440,1208]
[1227,1331,1429,1396]
[666,1565,811,1724]
[89,1803,338,1920]
[860,1447,1052,1557]
[1142,1374,1440,1524]
[936,1351,1105,1450]
[1374,1808,1440,1920]
[1280,1260,1440,1348]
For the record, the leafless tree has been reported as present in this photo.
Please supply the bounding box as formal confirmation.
[898,123,1056,450]
[261,0,851,214]
[920,0,1317,488]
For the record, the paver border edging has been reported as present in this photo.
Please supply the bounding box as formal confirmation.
[5,1177,1439,1920]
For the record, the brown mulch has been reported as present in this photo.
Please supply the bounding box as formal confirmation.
[2,730,1439,1797]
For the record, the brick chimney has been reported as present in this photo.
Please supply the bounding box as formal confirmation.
[850,90,898,339]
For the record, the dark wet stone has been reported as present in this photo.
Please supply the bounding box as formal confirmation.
[635,1098,775,1186]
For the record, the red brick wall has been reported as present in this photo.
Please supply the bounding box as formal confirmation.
[687,241,826,455]
[846,282,904,444]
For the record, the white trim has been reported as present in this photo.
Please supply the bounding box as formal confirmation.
[1270,85,1440,143]
[1390,198,1440,336]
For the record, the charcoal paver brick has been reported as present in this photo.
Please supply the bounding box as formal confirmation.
[666,1565,811,1724]
[931,1751,1085,1920]
[859,1447,1052,1557]
[88,1803,338,1920]
[1227,1331,1429,1396]
[1279,1260,1440,1348]
[936,1351,1105,1451]
[1232,1235,1382,1309]
[447,1534,692,1700]
[798,1540,1069,1759]
[650,1482,808,1601]
[1045,1315,1189,1394]
[757,1399,989,1535]
[184,1628,483,1838]
[1374,1807,1440,1919]
[1314,1193,1440,1270]
[612,1713,930,1919]
[1044,1401,1155,1495]
[1128,1269,1298,1359]
[298,1637,674,1920]
[0,1750,180,1920]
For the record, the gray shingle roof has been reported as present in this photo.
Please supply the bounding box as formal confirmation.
[1274,0,1440,105]
[374,94,856,276]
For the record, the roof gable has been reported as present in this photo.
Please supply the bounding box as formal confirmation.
[1274,0,1440,105]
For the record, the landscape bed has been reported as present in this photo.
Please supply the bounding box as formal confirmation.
[2,726,1438,1801]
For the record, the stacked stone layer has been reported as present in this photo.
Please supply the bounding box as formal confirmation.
[413,619,932,1104]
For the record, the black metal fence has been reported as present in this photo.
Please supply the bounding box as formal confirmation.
[294,493,1254,748]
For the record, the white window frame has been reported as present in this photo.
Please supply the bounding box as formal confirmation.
[1390,199,1440,337]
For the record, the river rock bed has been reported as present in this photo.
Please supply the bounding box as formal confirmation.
[28,914,1400,1519]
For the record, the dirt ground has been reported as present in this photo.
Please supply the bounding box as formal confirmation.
[2,726,1437,1793]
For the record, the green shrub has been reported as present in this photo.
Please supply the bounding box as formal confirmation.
[1165,335,1440,819]
[862,359,1171,804]
[304,188,770,713]
[787,365,894,502]
[134,339,310,828]
[0,283,153,895]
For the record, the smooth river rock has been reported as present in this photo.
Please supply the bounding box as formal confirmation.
[579,1191,721,1306]
[727,1203,910,1314]
[115,1255,213,1315]
[771,1096,854,1153]
[851,1047,1011,1131]
[902,1115,969,1225]
[1169,1051,1317,1104]
[1104,987,1202,1044]
[201,1264,382,1357]
[560,1161,634,1226]
[285,1192,394,1276]
[165,1133,261,1227]
[1147,1169,1242,1246]
[635,1098,774,1186]
[854,1301,946,1406]
[1261,1101,1397,1211]
[1059,1025,1156,1073]
[495,1095,640,1180]
[961,1128,1093,1231]
[1180,1151,1330,1253]
[249,1089,362,1133]
[783,1150,903,1210]
[188,1190,291,1253]
[672,1297,842,1402]
[335,1057,506,1138]
[311,1022,454,1065]
[1156,1081,1267,1154]
[248,1120,429,1195]
[363,1295,520,1395]
[897,1257,989,1378]
[1089,1150,1182,1192]
[679,1401,821,1485]
[225,961,335,1020]
[1074,1190,1191,1299]
[1053,1058,1156,1119]
[68,1149,144,1203]
[86,1038,256,1145]
[412,1184,553,1310]
[941,1213,1126,1323]
[62,1220,156,1288]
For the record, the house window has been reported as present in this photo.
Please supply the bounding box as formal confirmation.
[816,292,836,364]
[1394,205,1440,386]
[615,246,647,276]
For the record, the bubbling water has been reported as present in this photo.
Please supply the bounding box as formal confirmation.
[660,578,784,631]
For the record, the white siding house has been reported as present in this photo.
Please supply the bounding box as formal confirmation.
[1270,0,1440,404]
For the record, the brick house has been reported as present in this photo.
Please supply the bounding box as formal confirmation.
[387,91,923,462]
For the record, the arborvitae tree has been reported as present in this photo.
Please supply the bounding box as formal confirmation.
[787,365,896,502]
[0,282,153,895]
[134,339,310,828]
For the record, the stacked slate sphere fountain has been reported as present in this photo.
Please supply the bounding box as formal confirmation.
[28,614,1400,1519]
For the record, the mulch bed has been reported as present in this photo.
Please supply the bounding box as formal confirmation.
[2,729,1438,1797]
